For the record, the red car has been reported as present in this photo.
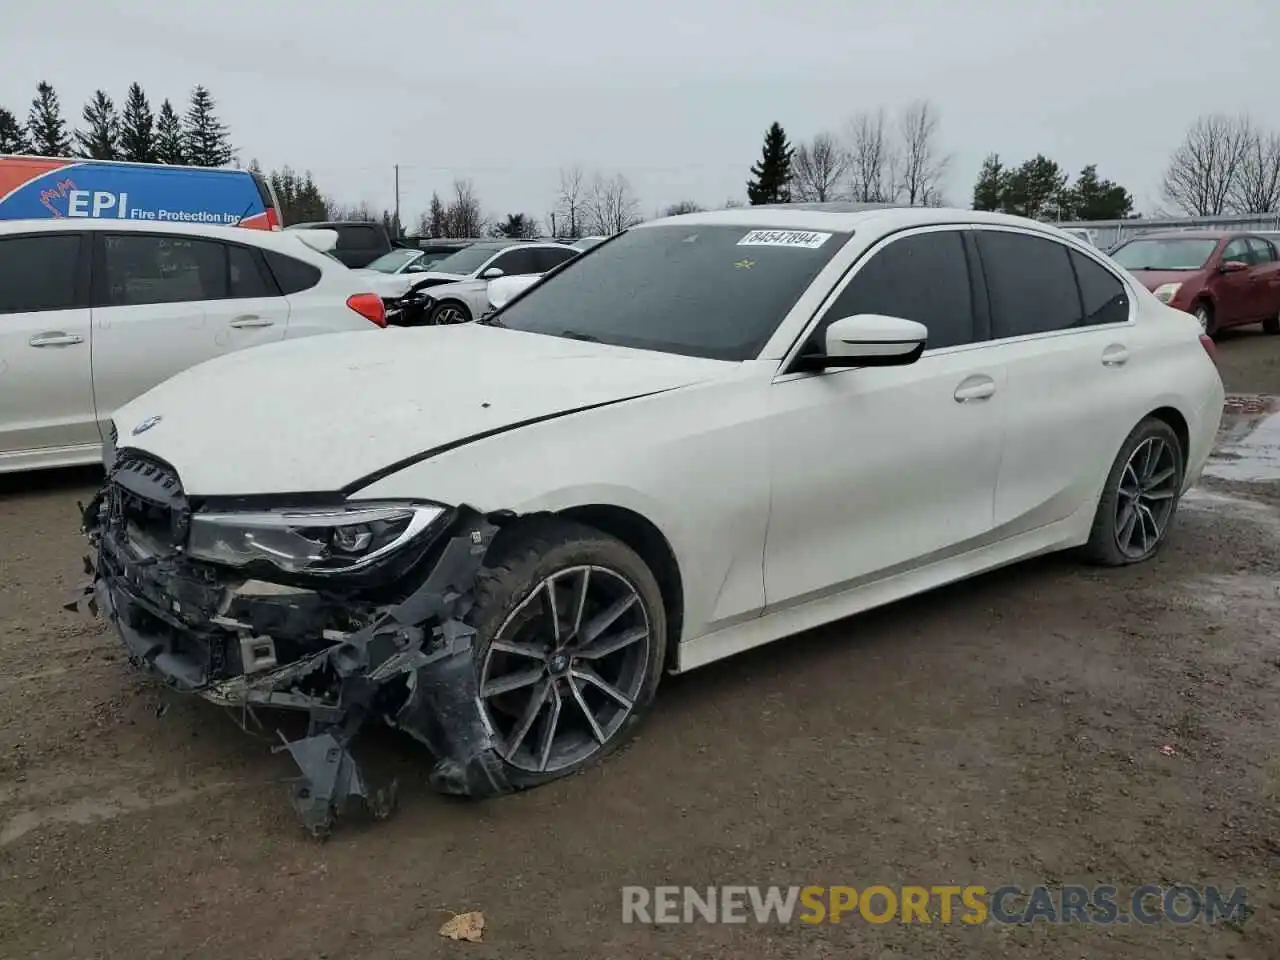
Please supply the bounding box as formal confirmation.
[1109,230,1280,337]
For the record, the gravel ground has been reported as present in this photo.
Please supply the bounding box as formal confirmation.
[1,328,1278,959]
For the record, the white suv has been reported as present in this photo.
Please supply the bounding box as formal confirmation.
[0,219,387,474]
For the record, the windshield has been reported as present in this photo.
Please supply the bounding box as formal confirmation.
[427,245,505,275]
[494,225,851,361]
[1110,238,1218,271]
[365,249,423,273]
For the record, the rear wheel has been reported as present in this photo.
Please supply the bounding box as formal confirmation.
[429,300,472,325]
[1082,417,1185,566]
[1193,302,1217,337]
[465,520,666,791]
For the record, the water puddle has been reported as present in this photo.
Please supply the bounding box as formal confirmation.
[1205,394,1280,482]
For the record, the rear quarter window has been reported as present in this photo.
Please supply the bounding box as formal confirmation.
[262,249,323,294]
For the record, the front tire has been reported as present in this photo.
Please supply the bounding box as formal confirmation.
[429,300,472,325]
[1263,313,1279,335]
[1193,302,1217,337]
[466,520,666,791]
[1082,417,1185,566]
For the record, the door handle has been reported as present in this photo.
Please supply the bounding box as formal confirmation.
[29,332,84,347]
[1101,344,1129,367]
[229,315,274,328]
[953,375,996,403]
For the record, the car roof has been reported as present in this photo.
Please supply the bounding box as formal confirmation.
[1118,230,1235,241]
[635,203,1090,236]
[0,217,345,257]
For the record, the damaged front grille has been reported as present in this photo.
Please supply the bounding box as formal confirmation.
[103,451,190,557]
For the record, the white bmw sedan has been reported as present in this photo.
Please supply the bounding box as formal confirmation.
[81,205,1224,833]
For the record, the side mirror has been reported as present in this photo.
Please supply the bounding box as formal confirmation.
[481,266,504,280]
[797,314,928,370]
[405,263,426,273]
[1220,260,1249,273]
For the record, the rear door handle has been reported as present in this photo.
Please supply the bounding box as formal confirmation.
[1101,344,1129,367]
[229,315,274,328]
[29,332,84,347]
[954,374,996,403]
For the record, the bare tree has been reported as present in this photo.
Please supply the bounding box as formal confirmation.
[1162,114,1253,216]
[556,165,588,238]
[445,178,485,237]
[790,132,848,202]
[662,200,703,216]
[895,100,951,206]
[845,109,893,202]
[585,172,643,234]
[1230,126,1280,214]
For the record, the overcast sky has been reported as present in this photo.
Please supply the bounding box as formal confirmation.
[5,0,1280,224]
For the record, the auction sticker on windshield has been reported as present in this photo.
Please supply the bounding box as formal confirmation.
[737,230,832,249]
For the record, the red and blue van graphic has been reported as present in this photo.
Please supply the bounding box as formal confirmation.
[0,155,281,230]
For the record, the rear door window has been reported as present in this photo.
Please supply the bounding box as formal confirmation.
[229,245,278,298]
[262,250,322,294]
[1246,238,1276,264]
[336,225,380,251]
[101,235,227,306]
[817,229,977,350]
[976,230,1083,338]
[0,234,84,314]
[1069,251,1130,326]
[489,248,539,276]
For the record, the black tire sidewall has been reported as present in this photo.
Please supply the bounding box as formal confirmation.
[1085,417,1185,566]
[467,520,667,791]
[430,301,471,325]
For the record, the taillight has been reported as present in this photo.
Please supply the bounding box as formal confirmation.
[1199,333,1217,364]
[347,293,386,327]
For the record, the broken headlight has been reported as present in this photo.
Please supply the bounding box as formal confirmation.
[185,502,446,575]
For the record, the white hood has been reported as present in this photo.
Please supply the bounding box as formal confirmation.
[352,270,417,299]
[112,324,729,496]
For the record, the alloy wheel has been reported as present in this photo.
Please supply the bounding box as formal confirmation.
[1194,306,1211,333]
[478,565,652,773]
[1114,436,1179,560]
[434,304,469,324]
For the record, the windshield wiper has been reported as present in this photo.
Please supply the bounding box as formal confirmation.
[559,329,600,342]
[476,313,505,327]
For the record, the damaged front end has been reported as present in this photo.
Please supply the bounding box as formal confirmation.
[70,450,514,837]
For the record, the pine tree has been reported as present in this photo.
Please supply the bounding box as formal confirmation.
[119,83,155,163]
[972,153,1005,211]
[74,90,120,160]
[27,81,72,156]
[746,122,794,205]
[0,107,30,154]
[182,85,232,167]
[1067,164,1134,220]
[154,99,185,164]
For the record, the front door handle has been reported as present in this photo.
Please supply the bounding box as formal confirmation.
[29,332,84,347]
[1101,344,1129,367]
[954,375,996,403]
[229,315,274,328]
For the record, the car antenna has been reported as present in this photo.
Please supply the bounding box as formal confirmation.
[228,200,255,227]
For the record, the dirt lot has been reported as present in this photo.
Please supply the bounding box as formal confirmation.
[1,329,1278,960]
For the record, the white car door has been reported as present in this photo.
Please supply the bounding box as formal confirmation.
[970,228,1141,533]
[763,227,1005,610]
[199,242,291,342]
[0,230,98,461]
[91,233,285,430]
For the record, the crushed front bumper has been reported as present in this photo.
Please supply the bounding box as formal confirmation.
[70,454,515,837]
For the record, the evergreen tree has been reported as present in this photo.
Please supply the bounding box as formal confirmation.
[74,90,120,160]
[972,153,1005,211]
[182,86,232,167]
[119,83,155,163]
[492,212,536,238]
[1067,164,1134,220]
[1000,154,1069,219]
[0,107,30,154]
[154,99,186,164]
[27,81,71,156]
[746,122,794,205]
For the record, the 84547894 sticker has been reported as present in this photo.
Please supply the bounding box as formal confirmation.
[737,229,832,249]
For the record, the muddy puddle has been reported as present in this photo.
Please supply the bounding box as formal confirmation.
[1204,393,1280,483]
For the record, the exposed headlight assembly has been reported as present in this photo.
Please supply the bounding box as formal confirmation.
[1153,282,1181,304]
[186,502,446,575]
